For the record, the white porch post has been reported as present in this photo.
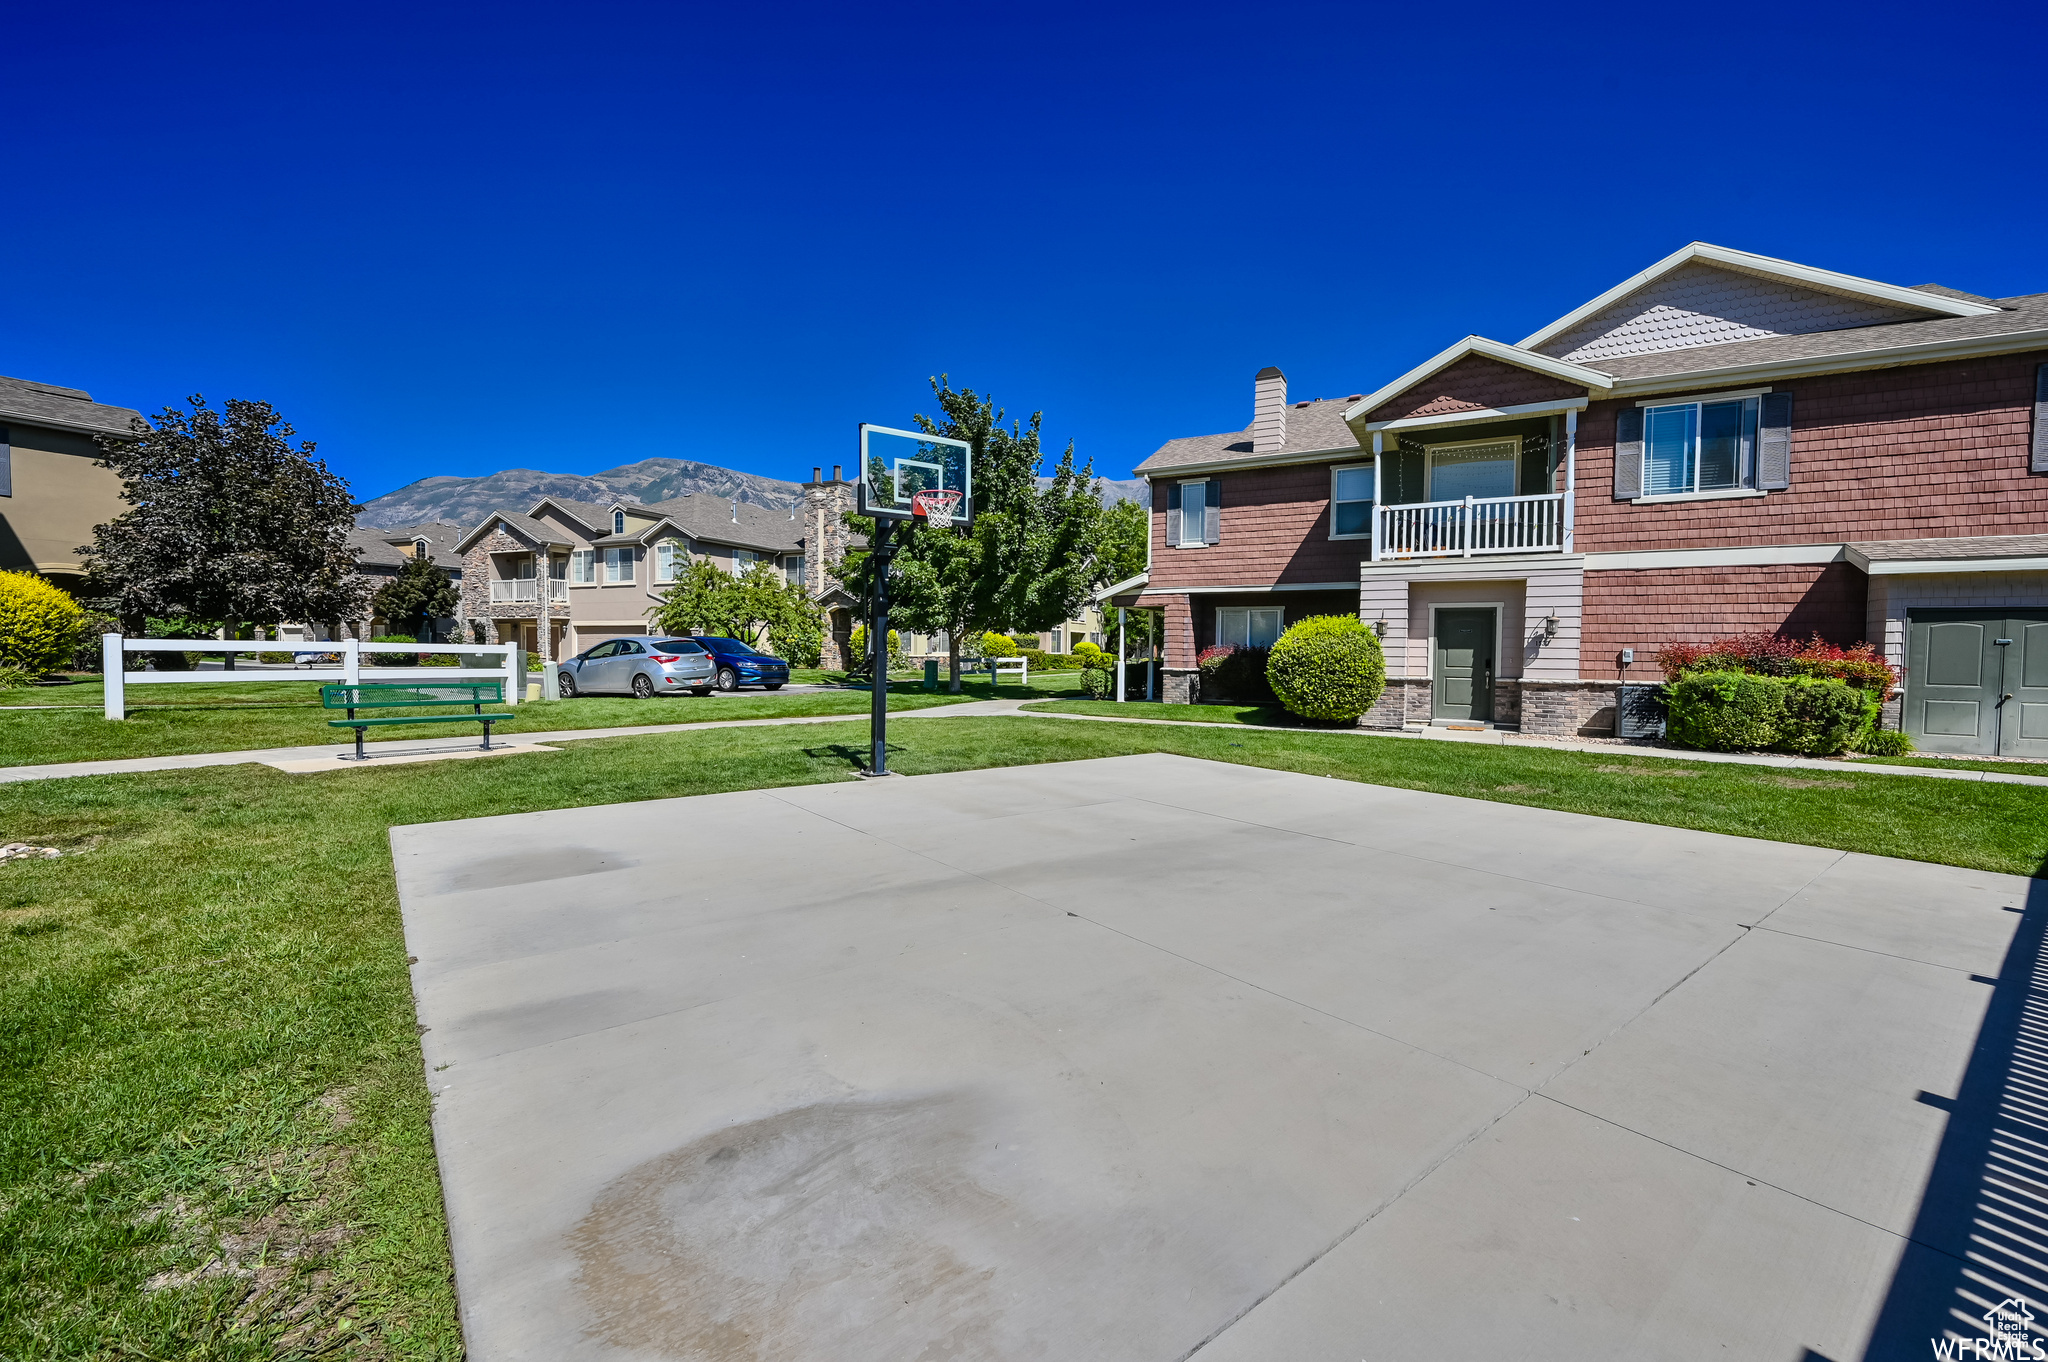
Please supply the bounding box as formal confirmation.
[1370,431,1384,563]
[1563,408,1578,554]
[343,638,361,686]
[1115,607,1126,704]
[102,634,124,720]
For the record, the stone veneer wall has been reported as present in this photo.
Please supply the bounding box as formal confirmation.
[802,473,858,670]
[458,524,565,658]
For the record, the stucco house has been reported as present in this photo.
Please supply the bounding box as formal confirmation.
[1117,242,2048,757]
[452,466,861,665]
[0,374,142,590]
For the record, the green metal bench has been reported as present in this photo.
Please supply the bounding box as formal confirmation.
[321,682,514,761]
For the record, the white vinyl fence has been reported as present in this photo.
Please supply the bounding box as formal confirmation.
[100,635,532,720]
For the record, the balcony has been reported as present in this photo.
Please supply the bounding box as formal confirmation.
[1374,492,1569,560]
[489,578,569,604]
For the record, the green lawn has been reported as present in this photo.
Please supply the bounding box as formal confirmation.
[3,715,2043,1359]
[0,678,982,768]
[1023,698,1289,725]
[1843,753,2048,776]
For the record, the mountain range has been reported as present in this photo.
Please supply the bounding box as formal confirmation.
[357,459,1147,528]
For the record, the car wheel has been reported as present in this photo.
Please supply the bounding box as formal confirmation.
[631,673,655,699]
[558,672,578,698]
[715,667,739,692]
[763,683,784,690]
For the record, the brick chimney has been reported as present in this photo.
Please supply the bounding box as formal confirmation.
[1251,367,1287,453]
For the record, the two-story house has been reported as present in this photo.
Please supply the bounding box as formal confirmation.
[1124,243,2048,757]
[453,466,862,665]
[0,374,142,591]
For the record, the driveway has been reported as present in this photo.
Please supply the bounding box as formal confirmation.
[391,753,2042,1361]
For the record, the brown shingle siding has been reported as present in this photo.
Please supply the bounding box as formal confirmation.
[1581,564,1868,679]
[1359,355,1586,424]
[1148,461,1371,590]
[1577,350,2048,551]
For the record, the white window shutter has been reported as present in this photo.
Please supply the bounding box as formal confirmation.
[1758,393,1793,490]
[1612,408,1643,500]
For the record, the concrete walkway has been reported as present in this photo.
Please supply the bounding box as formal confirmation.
[4,695,2044,786]
[395,754,2045,1360]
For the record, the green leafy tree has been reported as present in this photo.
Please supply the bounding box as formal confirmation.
[371,555,459,639]
[80,397,369,659]
[836,377,1112,691]
[646,561,824,666]
[1095,496,1156,659]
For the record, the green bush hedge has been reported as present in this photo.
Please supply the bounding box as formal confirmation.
[0,570,87,679]
[1266,615,1385,724]
[1665,670,1880,755]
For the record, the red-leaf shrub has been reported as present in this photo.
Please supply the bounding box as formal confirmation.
[1654,632,1895,693]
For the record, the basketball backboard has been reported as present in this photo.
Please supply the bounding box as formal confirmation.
[857,424,972,526]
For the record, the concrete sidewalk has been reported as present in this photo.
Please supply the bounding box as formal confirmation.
[394,754,2044,1360]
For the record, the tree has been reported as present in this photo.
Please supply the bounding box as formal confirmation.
[646,561,825,666]
[836,377,1112,691]
[1096,496,1156,658]
[81,397,369,660]
[371,555,459,640]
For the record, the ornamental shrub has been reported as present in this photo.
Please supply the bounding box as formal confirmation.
[1776,676,1878,757]
[1655,631,1896,692]
[0,570,86,678]
[1853,726,1916,758]
[1665,671,1783,751]
[368,633,423,666]
[849,625,903,665]
[1197,644,1273,703]
[1266,615,1385,724]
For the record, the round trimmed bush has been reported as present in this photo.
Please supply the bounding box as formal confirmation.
[1665,671,1782,751]
[1776,676,1878,757]
[1266,615,1385,724]
[0,570,86,679]
[978,632,1018,657]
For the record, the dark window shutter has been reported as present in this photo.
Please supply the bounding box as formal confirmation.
[1758,392,1793,489]
[1612,408,1643,499]
[0,427,10,497]
[2033,364,2048,474]
[1165,481,1182,545]
[1204,478,1221,544]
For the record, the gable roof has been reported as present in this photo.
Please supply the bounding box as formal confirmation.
[1516,243,1999,357]
[454,510,577,553]
[1342,337,1610,426]
[380,521,465,568]
[346,527,408,571]
[0,374,144,438]
[1136,396,1361,474]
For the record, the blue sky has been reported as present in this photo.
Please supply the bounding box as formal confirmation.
[4,0,2042,501]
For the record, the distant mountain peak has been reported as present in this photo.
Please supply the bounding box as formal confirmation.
[356,458,804,529]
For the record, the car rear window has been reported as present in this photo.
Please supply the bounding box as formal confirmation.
[654,640,705,653]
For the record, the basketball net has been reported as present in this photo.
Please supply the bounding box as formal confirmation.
[910,487,963,523]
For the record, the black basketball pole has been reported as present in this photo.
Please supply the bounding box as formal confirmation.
[867,516,894,776]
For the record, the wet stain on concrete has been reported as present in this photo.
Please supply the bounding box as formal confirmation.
[434,845,633,893]
[568,1093,1018,1360]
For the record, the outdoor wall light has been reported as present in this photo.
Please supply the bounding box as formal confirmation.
[1542,614,1559,642]
[1371,618,1387,638]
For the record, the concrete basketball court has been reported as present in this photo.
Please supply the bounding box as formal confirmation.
[391,753,2045,1361]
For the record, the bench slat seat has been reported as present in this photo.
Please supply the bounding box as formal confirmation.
[319,681,514,761]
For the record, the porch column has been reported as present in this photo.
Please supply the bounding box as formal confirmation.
[1115,607,1126,704]
[1370,430,1384,563]
[1563,409,1578,554]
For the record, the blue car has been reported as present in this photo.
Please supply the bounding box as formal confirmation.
[695,636,791,692]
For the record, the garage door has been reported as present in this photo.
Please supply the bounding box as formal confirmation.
[1905,610,2048,756]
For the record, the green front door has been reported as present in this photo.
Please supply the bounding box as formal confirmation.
[1905,610,2048,756]
[1434,608,1496,722]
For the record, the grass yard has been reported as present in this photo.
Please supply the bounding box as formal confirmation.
[2,714,2042,1359]
[1843,753,2048,775]
[0,679,986,768]
[1023,699,1288,725]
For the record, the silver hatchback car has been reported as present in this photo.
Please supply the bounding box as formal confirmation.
[557,636,717,698]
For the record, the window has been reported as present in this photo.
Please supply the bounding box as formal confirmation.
[1426,438,1520,502]
[1643,397,1759,496]
[733,548,762,573]
[603,547,632,583]
[784,553,804,586]
[616,640,643,655]
[1216,608,1284,649]
[612,509,626,535]
[569,549,595,584]
[652,639,705,653]
[584,641,620,659]
[1331,465,1374,538]
[413,538,430,558]
[654,539,682,584]
[1176,479,1211,547]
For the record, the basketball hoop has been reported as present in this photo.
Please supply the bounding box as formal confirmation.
[910,487,963,523]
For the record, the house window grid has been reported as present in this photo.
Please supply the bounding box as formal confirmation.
[784,553,804,586]
[1642,396,1759,497]
[569,549,595,584]
[603,547,633,584]
[1330,463,1375,539]
[1215,607,1284,649]
[612,509,626,535]
[653,539,683,584]
[1176,478,1208,548]
[1423,436,1522,503]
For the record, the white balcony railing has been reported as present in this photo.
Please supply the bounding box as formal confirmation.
[489,578,569,604]
[1374,492,1568,560]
